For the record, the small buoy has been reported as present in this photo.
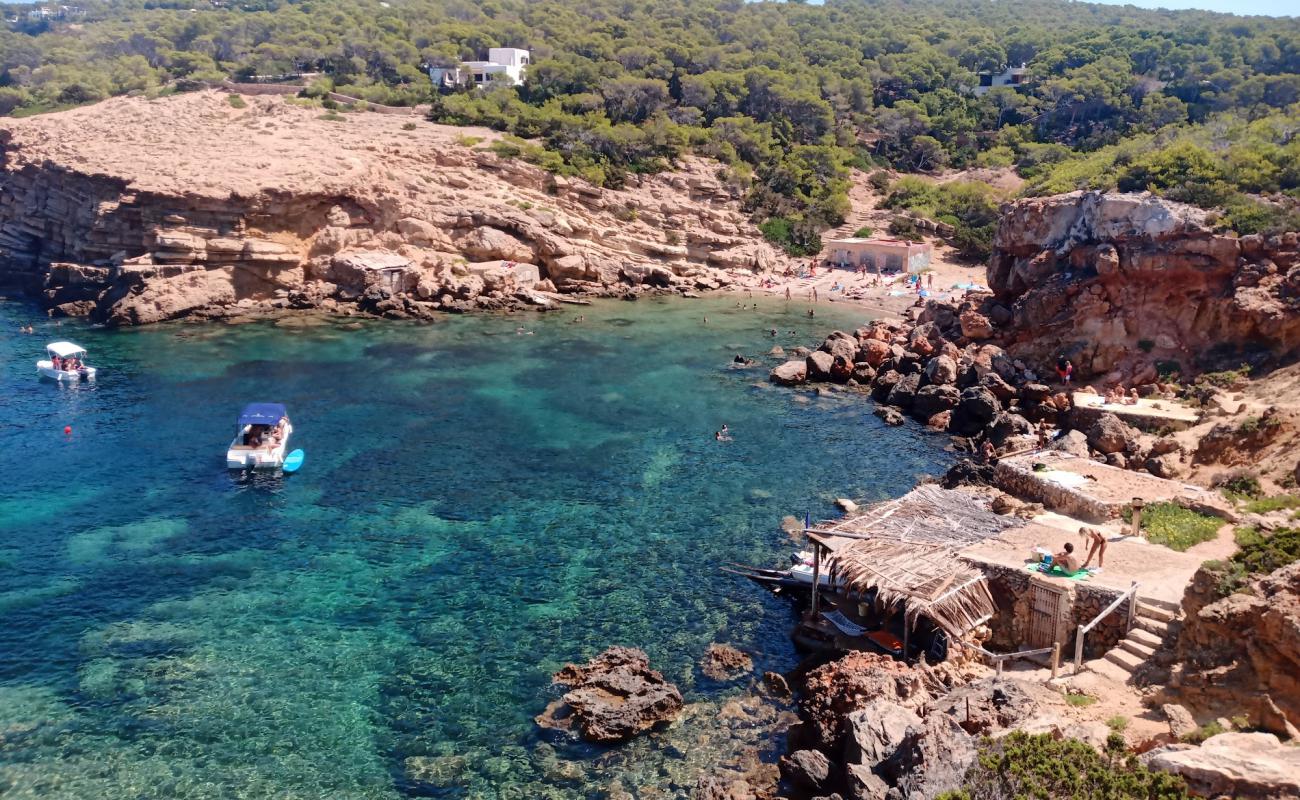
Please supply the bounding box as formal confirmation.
[63,425,72,435]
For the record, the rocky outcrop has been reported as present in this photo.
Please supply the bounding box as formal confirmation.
[1164,560,1300,737]
[986,191,1300,383]
[0,91,792,324]
[1143,732,1300,799]
[536,646,683,744]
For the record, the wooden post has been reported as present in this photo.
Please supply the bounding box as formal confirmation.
[1074,627,1085,674]
[1127,582,1138,632]
[810,542,821,621]
[1050,642,1061,680]
[903,620,910,660]
[1131,498,1145,538]
[995,656,1004,680]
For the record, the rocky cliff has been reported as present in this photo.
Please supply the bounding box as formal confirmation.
[985,191,1300,383]
[0,91,788,324]
[1162,560,1300,738]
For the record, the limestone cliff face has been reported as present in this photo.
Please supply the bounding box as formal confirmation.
[1164,561,1300,738]
[0,92,788,324]
[986,191,1300,383]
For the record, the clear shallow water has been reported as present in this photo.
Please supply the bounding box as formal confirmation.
[0,296,948,798]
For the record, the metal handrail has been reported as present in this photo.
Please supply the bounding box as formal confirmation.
[1074,580,1139,673]
[954,638,1063,680]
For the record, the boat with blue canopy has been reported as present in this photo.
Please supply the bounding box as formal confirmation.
[226,403,293,469]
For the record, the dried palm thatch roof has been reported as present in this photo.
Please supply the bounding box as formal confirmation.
[807,486,1016,637]
[817,537,996,638]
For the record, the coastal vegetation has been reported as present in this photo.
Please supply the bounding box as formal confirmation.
[1205,525,1300,598]
[2,0,1299,250]
[1122,502,1222,552]
[936,732,1190,800]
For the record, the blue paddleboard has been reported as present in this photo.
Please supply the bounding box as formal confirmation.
[283,449,305,473]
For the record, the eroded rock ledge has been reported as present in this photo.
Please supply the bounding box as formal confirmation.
[0,91,790,325]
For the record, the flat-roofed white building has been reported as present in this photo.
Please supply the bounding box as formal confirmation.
[460,48,531,87]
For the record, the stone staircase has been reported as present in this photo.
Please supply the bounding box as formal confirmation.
[1086,596,1180,684]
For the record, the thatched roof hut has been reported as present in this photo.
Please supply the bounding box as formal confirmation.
[805,485,1019,639]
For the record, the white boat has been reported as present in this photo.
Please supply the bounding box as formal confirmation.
[226,403,293,470]
[36,341,97,382]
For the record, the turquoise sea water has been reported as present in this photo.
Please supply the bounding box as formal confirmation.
[0,296,948,798]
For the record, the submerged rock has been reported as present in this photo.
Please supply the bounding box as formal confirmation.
[538,646,683,744]
[700,643,753,681]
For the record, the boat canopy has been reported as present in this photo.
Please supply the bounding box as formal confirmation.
[46,341,87,357]
[238,403,288,426]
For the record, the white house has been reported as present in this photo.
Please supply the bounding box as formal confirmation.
[460,48,531,87]
[973,64,1027,96]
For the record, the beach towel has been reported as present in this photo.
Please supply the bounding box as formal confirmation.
[1024,563,1091,580]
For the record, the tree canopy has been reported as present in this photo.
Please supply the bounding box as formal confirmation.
[3,0,1298,246]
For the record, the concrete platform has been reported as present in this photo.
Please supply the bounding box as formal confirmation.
[1072,392,1200,431]
[994,451,1213,522]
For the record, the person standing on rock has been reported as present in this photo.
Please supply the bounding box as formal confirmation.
[1056,357,1074,385]
[785,286,791,301]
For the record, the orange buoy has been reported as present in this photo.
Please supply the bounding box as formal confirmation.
[64,425,72,435]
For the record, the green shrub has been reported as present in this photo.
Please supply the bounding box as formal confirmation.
[226,94,247,109]
[1206,526,1300,597]
[888,216,925,241]
[852,226,873,238]
[1244,495,1300,514]
[759,216,821,256]
[867,170,892,193]
[1218,472,1262,500]
[1181,721,1225,744]
[401,122,417,131]
[455,134,484,147]
[936,732,1189,800]
[318,111,346,122]
[1197,365,1251,389]
[1124,503,1222,552]
[1065,692,1097,707]
[1107,715,1130,732]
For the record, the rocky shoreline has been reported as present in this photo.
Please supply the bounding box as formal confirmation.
[0,92,791,326]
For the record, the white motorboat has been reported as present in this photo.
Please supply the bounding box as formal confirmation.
[226,403,293,470]
[36,341,97,382]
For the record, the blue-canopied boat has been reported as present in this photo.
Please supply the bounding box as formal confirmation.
[226,403,293,469]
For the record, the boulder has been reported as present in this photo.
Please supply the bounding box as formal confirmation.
[950,386,1001,435]
[693,775,758,800]
[700,644,753,681]
[858,339,892,368]
[886,372,922,410]
[779,749,833,793]
[874,407,905,426]
[845,763,889,800]
[959,308,995,340]
[770,360,808,386]
[911,385,960,420]
[870,370,902,403]
[1086,412,1139,455]
[1020,382,1052,403]
[927,411,952,430]
[1143,733,1300,799]
[799,652,930,752]
[1146,453,1183,479]
[924,355,958,386]
[820,330,859,363]
[843,701,922,769]
[1051,429,1091,458]
[1162,703,1198,740]
[979,373,1016,404]
[851,362,877,384]
[539,647,683,744]
[459,226,535,262]
[807,351,836,382]
[988,412,1032,447]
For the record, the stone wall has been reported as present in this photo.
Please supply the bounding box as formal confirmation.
[967,560,1129,661]
[993,459,1117,522]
